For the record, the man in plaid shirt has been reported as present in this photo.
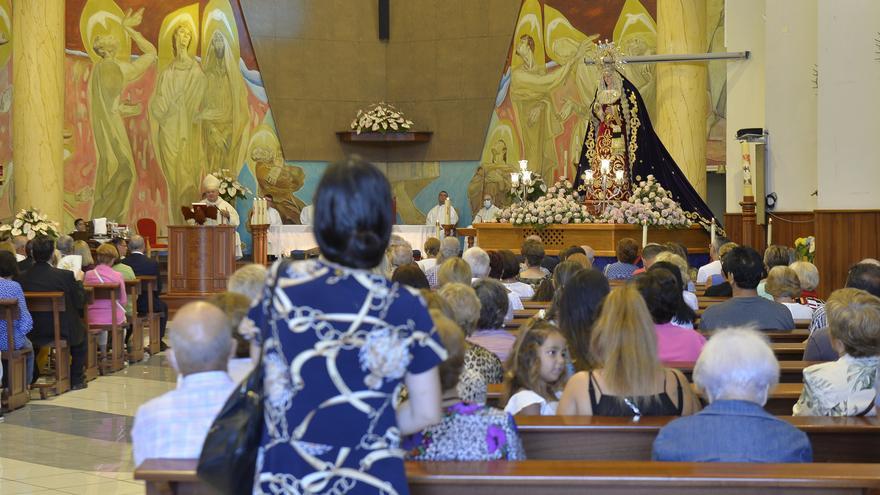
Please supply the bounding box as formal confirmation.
[132,302,237,467]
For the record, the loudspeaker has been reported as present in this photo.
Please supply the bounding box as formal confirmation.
[378,0,390,40]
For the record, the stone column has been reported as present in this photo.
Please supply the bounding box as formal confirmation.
[655,0,708,199]
[12,0,65,222]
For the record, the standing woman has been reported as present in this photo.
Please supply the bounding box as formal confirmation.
[248,157,445,494]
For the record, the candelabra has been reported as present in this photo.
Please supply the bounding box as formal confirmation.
[582,158,625,215]
[510,160,534,203]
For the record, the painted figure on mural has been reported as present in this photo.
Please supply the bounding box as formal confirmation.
[467,139,518,214]
[199,30,250,175]
[150,23,206,222]
[89,8,156,221]
[249,128,306,224]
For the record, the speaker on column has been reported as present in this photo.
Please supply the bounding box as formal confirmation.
[378,0,390,40]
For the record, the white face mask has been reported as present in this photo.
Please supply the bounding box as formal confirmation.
[483,200,492,209]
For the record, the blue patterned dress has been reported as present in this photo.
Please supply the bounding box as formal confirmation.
[246,259,446,495]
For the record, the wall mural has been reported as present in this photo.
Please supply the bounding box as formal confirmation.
[63,0,295,240]
[473,0,726,214]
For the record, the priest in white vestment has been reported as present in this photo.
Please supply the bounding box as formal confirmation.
[200,174,243,259]
[472,193,502,224]
[425,190,459,226]
[299,204,314,226]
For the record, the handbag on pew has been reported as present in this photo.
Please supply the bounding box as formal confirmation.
[197,259,290,494]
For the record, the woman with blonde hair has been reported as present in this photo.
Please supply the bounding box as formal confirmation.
[765,266,813,320]
[438,283,503,385]
[557,285,701,416]
[437,257,472,287]
[74,240,95,272]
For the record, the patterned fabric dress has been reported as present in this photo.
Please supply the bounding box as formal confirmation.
[792,354,879,416]
[247,259,446,495]
[404,402,525,461]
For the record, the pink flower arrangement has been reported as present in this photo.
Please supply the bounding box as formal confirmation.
[498,179,595,228]
[601,175,691,228]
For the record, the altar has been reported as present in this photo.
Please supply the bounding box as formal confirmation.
[269,224,436,257]
[473,223,710,257]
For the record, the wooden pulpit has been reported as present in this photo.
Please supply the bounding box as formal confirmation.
[167,225,236,296]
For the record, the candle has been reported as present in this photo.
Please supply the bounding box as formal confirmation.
[519,159,528,171]
[767,217,773,246]
[511,172,520,186]
[444,198,451,225]
[563,151,569,180]
[600,159,611,174]
[522,171,532,184]
[710,218,716,246]
[642,223,648,247]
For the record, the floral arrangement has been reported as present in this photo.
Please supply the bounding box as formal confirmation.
[498,179,594,228]
[214,169,252,203]
[601,175,691,228]
[0,209,61,239]
[350,102,414,134]
[794,236,816,263]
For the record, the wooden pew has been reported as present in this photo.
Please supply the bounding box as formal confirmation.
[486,383,804,415]
[83,287,99,381]
[125,279,144,363]
[137,275,162,354]
[0,298,30,411]
[24,292,70,399]
[771,342,806,361]
[134,458,880,495]
[84,283,126,374]
[515,415,880,463]
[666,360,814,384]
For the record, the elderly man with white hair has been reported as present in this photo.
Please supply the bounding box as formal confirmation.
[199,174,242,259]
[463,246,522,322]
[386,236,413,278]
[652,327,812,462]
[425,237,461,289]
[131,302,237,467]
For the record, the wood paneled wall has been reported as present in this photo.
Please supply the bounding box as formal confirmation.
[723,211,815,253]
[814,210,880,298]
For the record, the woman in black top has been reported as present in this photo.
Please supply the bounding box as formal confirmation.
[557,285,702,417]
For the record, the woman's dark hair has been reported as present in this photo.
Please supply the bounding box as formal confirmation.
[313,156,392,269]
[521,239,545,267]
[31,236,55,263]
[488,250,503,279]
[555,269,610,372]
[559,245,586,261]
[391,264,429,290]
[721,246,765,289]
[0,251,19,278]
[499,250,520,279]
[648,261,697,324]
[636,269,682,325]
[534,261,582,302]
[616,238,640,264]
[473,278,509,330]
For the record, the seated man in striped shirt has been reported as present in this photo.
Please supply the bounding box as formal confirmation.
[131,302,237,467]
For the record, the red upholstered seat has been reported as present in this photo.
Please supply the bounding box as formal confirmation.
[136,218,168,249]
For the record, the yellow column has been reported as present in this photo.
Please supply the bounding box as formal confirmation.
[12,0,65,221]
[655,0,708,198]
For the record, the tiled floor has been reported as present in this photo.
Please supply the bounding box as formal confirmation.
[0,355,175,494]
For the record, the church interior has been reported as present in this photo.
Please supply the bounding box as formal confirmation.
[0,0,879,493]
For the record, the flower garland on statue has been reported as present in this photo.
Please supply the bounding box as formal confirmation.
[498,179,595,228]
[600,175,692,228]
[350,102,415,134]
[214,169,252,203]
[0,209,61,239]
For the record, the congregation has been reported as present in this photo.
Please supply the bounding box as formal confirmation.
[12,157,862,492]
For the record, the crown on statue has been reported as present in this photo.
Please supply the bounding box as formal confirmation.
[592,39,626,72]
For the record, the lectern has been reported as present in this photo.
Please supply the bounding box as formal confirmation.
[167,225,236,295]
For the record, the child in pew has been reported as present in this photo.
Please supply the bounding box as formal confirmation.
[502,319,567,415]
[404,313,525,461]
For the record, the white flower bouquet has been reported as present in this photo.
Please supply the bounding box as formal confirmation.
[0,209,61,240]
[350,102,414,134]
[601,175,692,228]
[214,169,252,203]
[498,179,595,229]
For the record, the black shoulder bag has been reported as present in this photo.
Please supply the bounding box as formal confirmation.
[197,259,290,494]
